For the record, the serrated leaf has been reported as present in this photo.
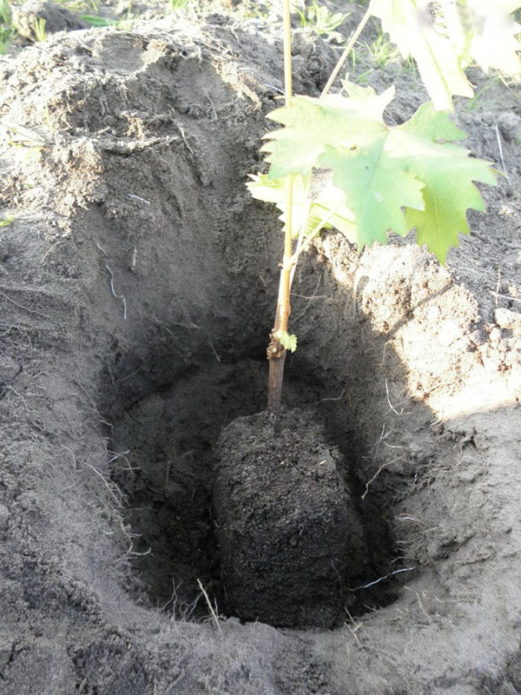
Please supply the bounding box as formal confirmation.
[257,86,496,262]
[370,0,521,109]
[273,330,297,353]
[389,103,497,262]
[318,138,425,246]
[398,100,466,141]
[370,0,473,110]
[262,88,392,178]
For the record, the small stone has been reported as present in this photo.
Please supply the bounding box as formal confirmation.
[17,493,35,511]
[469,328,486,346]
[489,326,502,342]
[495,307,521,330]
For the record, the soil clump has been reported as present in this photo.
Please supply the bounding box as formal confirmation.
[214,408,367,628]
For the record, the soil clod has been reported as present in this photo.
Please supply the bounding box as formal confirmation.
[213,408,367,628]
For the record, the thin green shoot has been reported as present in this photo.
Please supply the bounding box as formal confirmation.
[464,76,503,112]
[0,0,13,53]
[32,16,47,41]
[365,31,400,68]
[295,0,349,37]
[81,14,114,26]
[169,0,190,10]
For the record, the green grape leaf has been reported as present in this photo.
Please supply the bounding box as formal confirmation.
[370,0,473,110]
[257,86,496,263]
[318,137,425,246]
[273,330,297,353]
[247,173,357,243]
[262,86,392,178]
[246,173,313,238]
[370,0,521,110]
[308,180,358,243]
[389,103,497,262]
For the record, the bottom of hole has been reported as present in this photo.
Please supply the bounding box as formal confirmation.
[109,358,406,629]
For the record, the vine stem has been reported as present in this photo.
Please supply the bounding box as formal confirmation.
[321,4,373,97]
[267,2,372,416]
[267,0,294,416]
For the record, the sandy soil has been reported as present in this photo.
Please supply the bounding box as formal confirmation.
[0,3,520,693]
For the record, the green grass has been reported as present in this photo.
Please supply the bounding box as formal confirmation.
[81,14,113,27]
[365,30,400,67]
[0,0,13,53]
[295,0,349,37]
[463,76,503,112]
[169,0,190,10]
[31,16,46,41]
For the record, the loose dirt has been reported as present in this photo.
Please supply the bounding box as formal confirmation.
[0,4,520,694]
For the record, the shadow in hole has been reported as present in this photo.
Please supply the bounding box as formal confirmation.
[101,244,443,625]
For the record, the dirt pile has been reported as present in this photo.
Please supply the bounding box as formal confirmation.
[0,9,520,695]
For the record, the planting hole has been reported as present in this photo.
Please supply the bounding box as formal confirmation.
[106,316,403,629]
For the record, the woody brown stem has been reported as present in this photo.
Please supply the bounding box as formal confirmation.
[266,246,293,415]
[266,0,294,418]
[267,337,286,415]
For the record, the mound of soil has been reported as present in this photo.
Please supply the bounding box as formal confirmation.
[214,408,367,628]
[0,6,520,695]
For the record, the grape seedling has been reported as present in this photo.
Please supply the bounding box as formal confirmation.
[250,0,521,416]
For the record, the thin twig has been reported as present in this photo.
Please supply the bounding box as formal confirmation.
[40,239,66,263]
[207,335,222,362]
[0,288,52,320]
[321,6,373,96]
[489,290,521,304]
[494,123,509,180]
[495,269,502,308]
[320,388,347,403]
[176,124,194,155]
[127,193,151,205]
[349,566,416,591]
[385,378,401,416]
[83,461,123,507]
[361,454,405,499]
[196,579,221,632]
[95,242,128,320]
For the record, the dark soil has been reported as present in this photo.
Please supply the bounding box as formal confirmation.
[0,3,520,694]
[214,408,368,628]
